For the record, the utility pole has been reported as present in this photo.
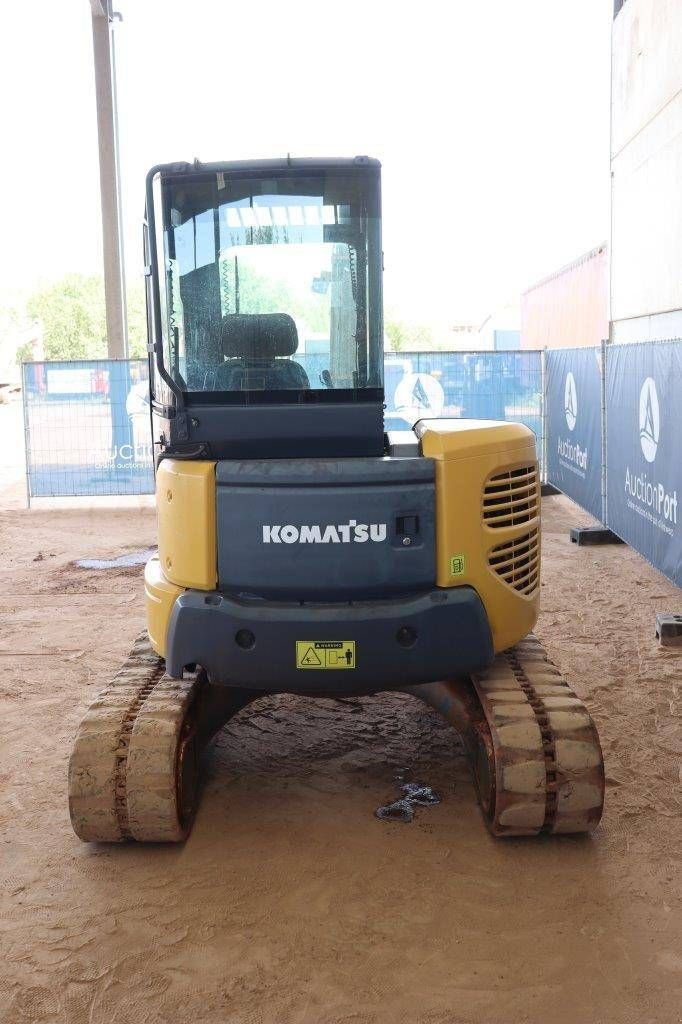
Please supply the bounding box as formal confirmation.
[90,0,128,358]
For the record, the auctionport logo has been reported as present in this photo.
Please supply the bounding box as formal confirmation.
[564,372,577,431]
[639,377,660,463]
[557,371,587,476]
[624,376,677,532]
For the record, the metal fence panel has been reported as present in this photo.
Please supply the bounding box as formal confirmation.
[22,351,543,500]
[384,350,543,445]
[22,359,154,498]
[605,340,682,586]
[545,346,603,521]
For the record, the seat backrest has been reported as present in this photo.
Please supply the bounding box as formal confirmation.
[221,313,298,361]
[212,313,310,391]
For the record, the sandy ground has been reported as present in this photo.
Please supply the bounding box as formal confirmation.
[1,493,681,1024]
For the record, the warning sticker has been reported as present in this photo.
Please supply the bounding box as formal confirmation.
[296,640,356,670]
[450,553,466,576]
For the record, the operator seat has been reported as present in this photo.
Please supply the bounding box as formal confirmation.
[211,313,310,391]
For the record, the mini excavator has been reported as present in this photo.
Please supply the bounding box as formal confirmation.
[69,158,604,842]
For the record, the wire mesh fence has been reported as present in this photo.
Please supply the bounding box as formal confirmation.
[382,350,542,441]
[605,339,682,586]
[545,345,604,521]
[21,350,543,501]
[22,359,154,498]
[545,338,682,587]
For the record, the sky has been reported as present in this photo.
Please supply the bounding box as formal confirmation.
[0,0,613,324]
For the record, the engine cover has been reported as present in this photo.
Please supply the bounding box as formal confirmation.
[215,457,436,599]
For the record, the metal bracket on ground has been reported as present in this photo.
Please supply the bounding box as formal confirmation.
[655,612,682,647]
[570,526,624,546]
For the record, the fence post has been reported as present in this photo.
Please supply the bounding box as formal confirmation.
[21,362,32,510]
[600,338,608,526]
[540,348,548,483]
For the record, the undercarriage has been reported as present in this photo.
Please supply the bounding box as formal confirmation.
[69,633,604,842]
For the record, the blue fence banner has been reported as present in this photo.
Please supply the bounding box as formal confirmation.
[546,346,603,521]
[22,359,154,498]
[606,341,682,587]
[21,350,543,500]
[383,350,542,444]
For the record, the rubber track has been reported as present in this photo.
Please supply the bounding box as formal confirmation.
[470,633,605,836]
[113,659,165,838]
[69,632,604,842]
[69,633,199,843]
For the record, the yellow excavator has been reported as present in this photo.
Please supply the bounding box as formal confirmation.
[68,157,604,842]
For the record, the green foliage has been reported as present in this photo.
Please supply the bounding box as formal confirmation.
[0,296,31,370]
[220,257,329,334]
[385,319,433,352]
[1,275,149,362]
[385,320,406,352]
[126,282,148,358]
[15,340,34,366]
[26,274,107,360]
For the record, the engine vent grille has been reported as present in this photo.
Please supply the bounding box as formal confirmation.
[488,528,540,596]
[483,465,539,529]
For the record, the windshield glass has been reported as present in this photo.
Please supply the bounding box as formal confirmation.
[151,168,382,399]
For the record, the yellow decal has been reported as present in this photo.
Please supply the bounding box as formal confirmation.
[296,640,356,670]
[450,554,466,576]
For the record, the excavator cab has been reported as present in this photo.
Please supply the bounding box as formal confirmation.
[144,157,384,460]
[68,157,605,845]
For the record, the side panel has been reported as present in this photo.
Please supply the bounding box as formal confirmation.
[156,460,217,590]
[418,420,540,653]
[144,555,183,657]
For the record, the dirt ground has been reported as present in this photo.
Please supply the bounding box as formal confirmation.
[1,493,681,1024]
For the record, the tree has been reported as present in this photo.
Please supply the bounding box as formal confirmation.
[385,318,433,352]
[21,274,150,361]
[0,297,33,368]
[26,274,107,360]
[385,320,407,352]
[126,282,148,358]
[15,340,34,365]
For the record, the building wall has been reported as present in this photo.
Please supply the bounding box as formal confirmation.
[520,245,609,350]
[611,0,682,341]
